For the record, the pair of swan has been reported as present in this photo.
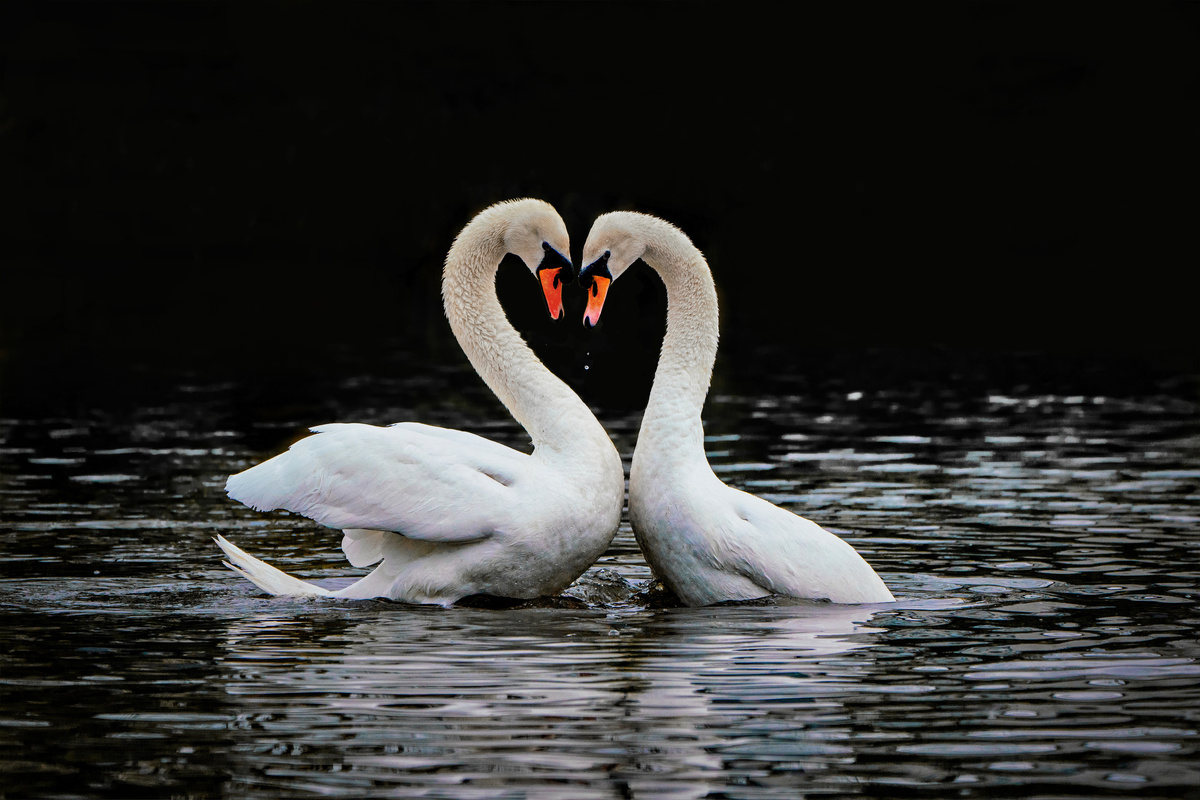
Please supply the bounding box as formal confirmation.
[216,199,894,607]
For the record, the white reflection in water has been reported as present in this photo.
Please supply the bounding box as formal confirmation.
[214,603,887,799]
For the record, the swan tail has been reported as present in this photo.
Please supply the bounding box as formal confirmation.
[214,534,332,597]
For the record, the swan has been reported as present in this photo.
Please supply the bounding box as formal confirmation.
[215,199,625,606]
[578,211,894,606]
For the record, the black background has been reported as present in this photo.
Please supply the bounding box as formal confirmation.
[2,2,1197,416]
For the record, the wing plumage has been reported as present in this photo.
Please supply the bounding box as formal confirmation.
[721,489,895,604]
[226,423,528,543]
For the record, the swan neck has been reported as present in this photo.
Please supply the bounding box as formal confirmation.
[441,225,591,453]
[636,244,720,468]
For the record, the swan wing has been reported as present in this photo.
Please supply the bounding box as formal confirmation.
[388,421,528,462]
[720,489,895,604]
[226,422,525,543]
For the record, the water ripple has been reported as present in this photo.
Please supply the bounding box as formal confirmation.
[1,365,1198,798]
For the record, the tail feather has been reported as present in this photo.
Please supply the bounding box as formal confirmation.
[214,534,332,597]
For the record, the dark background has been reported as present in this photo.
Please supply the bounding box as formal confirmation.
[2,2,1197,417]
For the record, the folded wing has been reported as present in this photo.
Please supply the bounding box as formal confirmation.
[226,422,528,543]
[721,489,895,604]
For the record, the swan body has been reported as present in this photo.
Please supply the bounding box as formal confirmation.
[218,199,624,606]
[579,211,894,606]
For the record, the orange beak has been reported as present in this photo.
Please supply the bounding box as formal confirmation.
[538,267,564,320]
[583,275,611,328]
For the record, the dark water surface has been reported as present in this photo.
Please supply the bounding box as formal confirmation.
[2,353,1198,799]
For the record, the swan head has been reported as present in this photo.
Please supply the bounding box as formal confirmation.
[500,199,575,320]
[578,212,648,328]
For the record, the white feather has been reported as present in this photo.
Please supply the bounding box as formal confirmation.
[341,529,387,568]
[225,422,512,543]
[214,535,331,597]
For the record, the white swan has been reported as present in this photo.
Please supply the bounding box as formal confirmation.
[216,199,625,606]
[579,211,894,606]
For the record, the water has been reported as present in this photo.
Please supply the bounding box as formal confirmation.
[2,352,1198,798]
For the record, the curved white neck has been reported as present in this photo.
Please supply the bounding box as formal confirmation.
[441,223,598,455]
[634,230,720,472]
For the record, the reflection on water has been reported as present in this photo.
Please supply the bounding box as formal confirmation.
[210,602,885,799]
[2,355,1198,797]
